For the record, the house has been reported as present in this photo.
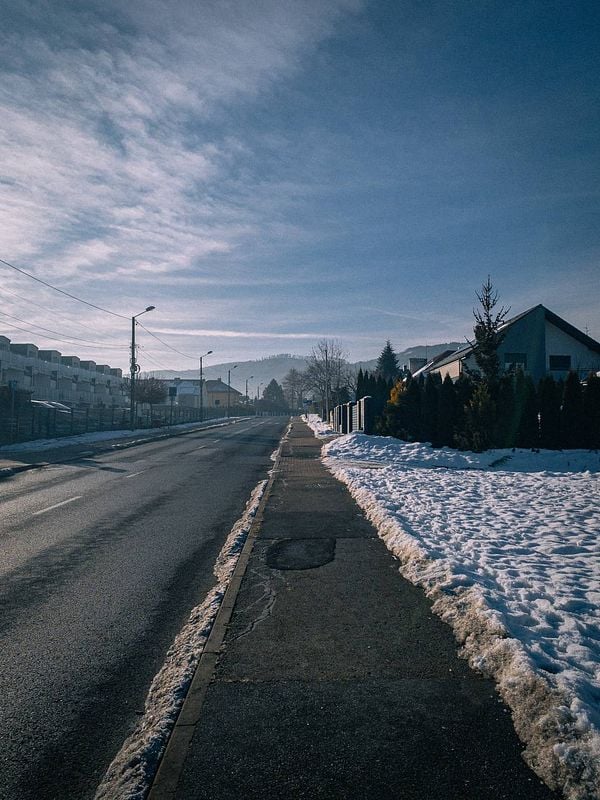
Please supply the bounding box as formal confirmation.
[416,305,600,383]
[166,378,244,409]
[204,379,243,408]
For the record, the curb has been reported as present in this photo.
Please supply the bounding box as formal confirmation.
[0,462,48,480]
[146,424,289,800]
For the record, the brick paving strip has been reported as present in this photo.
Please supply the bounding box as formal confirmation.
[146,417,559,800]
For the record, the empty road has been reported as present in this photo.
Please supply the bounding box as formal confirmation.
[0,416,288,800]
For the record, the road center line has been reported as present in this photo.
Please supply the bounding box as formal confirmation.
[125,471,146,479]
[33,496,82,516]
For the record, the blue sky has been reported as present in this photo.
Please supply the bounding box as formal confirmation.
[0,0,598,373]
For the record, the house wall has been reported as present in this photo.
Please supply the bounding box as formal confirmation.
[430,358,462,380]
[545,321,600,379]
[497,306,546,382]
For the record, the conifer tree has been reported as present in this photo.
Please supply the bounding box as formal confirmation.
[515,373,538,448]
[437,374,457,447]
[538,375,561,449]
[561,371,584,448]
[376,340,400,383]
[495,374,517,447]
[422,372,440,445]
[356,368,365,399]
[583,373,600,449]
[471,277,510,387]
[463,382,495,451]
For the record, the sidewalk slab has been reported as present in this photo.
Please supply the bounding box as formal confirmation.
[165,419,558,800]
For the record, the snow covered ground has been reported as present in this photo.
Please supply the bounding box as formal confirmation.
[305,415,600,800]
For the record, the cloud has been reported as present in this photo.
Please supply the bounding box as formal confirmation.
[0,0,363,286]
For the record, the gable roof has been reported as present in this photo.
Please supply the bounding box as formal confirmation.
[205,379,242,395]
[428,305,600,372]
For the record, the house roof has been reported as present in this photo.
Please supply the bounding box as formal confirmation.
[412,349,458,378]
[205,379,242,395]
[427,304,600,372]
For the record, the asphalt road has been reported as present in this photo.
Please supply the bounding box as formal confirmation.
[0,416,288,800]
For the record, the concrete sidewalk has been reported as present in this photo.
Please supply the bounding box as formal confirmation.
[150,418,558,800]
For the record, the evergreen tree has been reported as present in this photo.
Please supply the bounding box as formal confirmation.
[538,375,561,449]
[583,373,600,449]
[260,379,288,412]
[515,373,538,448]
[453,374,474,448]
[422,372,440,445]
[471,277,510,387]
[463,382,495,452]
[561,371,584,448]
[495,374,517,448]
[437,375,457,447]
[376,340,400,383]
[356,368,365,399]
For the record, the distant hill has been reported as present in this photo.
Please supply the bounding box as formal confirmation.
[146,354,308,396]
[147,344,463,393]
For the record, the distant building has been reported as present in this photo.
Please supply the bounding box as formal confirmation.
[0,336,127,406]
[205,378,243,408]
[415,305,600,383]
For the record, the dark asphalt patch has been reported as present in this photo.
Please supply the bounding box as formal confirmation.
[266,538,336,570]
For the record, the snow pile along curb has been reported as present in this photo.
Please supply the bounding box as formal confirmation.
[94,478,269,800]
[320,431,600,800]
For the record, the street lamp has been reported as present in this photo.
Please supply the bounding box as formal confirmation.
[199,350,212,422]
[130,305,155,430]
[227,365,237,418]
[245,375,253,405]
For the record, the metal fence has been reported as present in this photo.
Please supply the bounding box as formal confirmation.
[0,404,255,446]
[329,396,374,435]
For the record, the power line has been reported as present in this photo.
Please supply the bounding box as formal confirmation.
[0,257,128,319]
[0,318,126,350]
[138,348,174,372]
[136,321,197,359]
[0,284,114,337]
[0,309,127,349]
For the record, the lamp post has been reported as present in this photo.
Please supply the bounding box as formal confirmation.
[130,305,155,430]
[199,350,212,422]
[245,375,253,405]
[227,365,237,418]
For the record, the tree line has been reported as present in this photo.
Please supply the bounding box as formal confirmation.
[378,369,600,451]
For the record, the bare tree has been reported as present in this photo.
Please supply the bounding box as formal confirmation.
[282,368,307,411]
[305,339,351,419]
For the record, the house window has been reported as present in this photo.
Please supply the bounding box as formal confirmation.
[214,399,220,406]
[504,352,527,370]
[549,355,571,370]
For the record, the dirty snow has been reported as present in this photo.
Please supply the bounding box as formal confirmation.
[309,421,600,800]
[94,477,268,800]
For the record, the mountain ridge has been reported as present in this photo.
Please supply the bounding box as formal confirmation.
[145,344,463,393]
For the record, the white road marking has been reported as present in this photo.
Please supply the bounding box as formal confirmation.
[125,471,146,479]
[33,496,82,516]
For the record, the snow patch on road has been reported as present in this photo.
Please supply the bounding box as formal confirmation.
[318,430,600,800]
[93,478,268,800]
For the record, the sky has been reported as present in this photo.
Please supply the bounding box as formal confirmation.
[0,0,599,374]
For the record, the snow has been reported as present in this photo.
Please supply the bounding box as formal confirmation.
[93,420,289,799]
[0,417,233,454]
[309,423,600,800]
[94,477,269,800]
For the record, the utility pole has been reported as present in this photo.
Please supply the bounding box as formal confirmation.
[227,365,237,418]
[199,350,212,422]
[324,343,330,422]
[130,305,155,430]
[245,375,253,405]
